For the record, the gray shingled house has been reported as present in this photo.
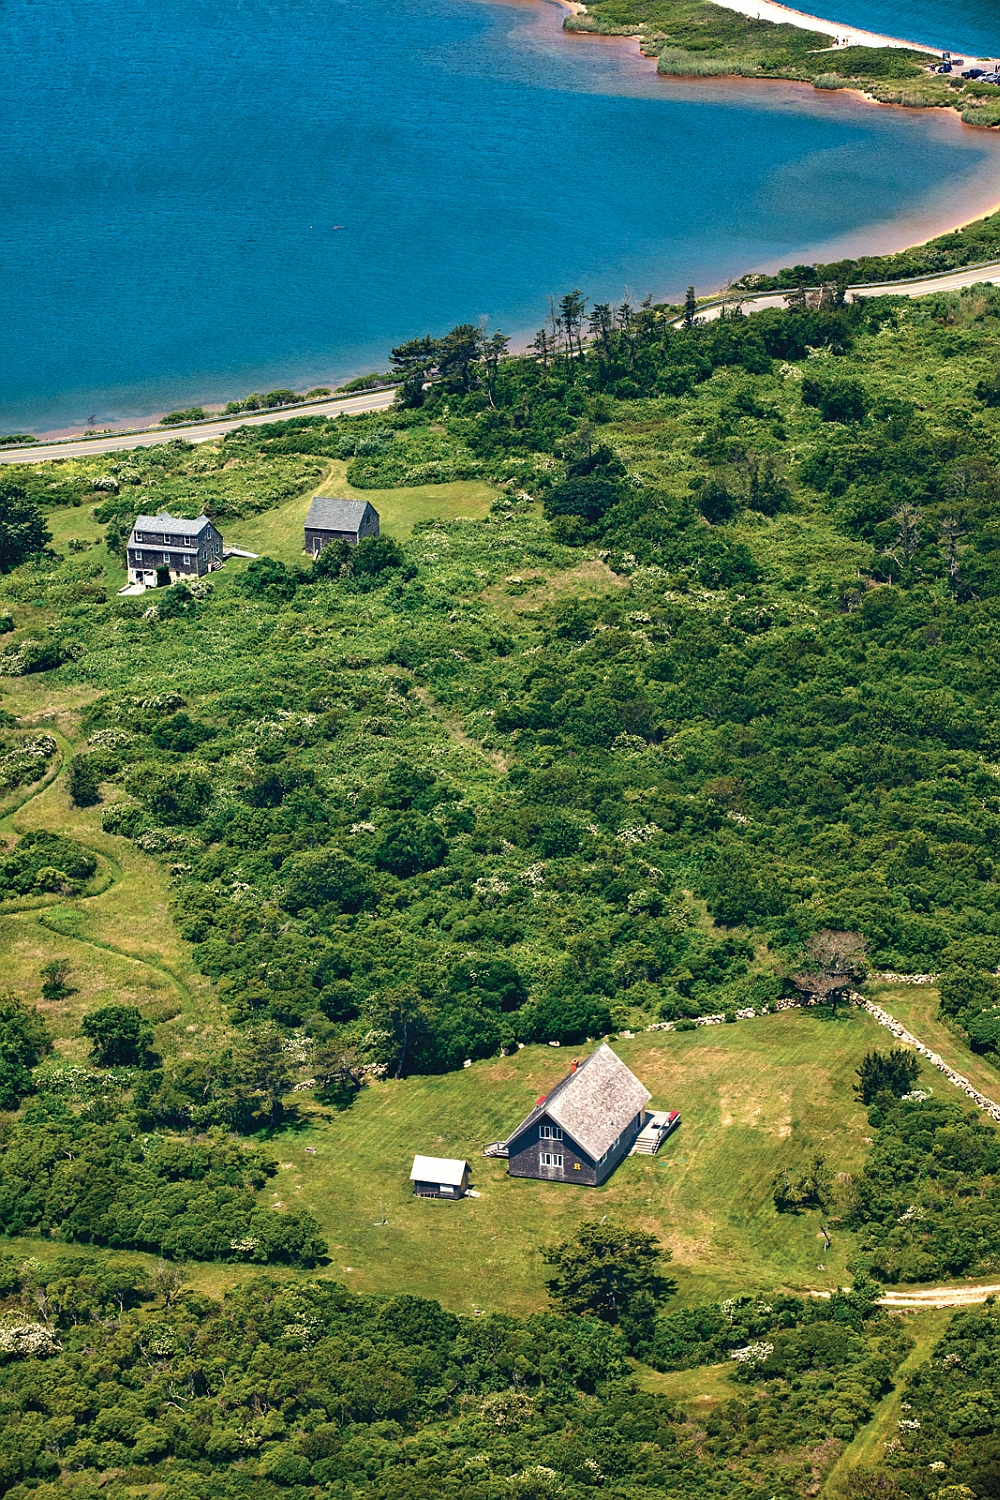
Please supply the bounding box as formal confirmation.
[503,1043,651,1186]
[304,496,379,556]
[127,513,224,587]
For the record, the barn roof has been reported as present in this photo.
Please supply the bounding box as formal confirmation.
[507,1043,650,1160]
[305,496,374,532]
[410,1155,468,1185]
[132,513,213,536]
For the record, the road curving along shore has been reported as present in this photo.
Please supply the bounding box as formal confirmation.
[0,387,397,465]
[672,257,1000,326]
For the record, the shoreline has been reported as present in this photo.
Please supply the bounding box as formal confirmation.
[708,0,993,67]
[10,0,1000,442]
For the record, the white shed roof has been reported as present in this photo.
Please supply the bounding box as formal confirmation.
[410,1155,468,1185]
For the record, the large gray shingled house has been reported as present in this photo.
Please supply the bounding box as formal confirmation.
[127,513,223,587]
[504,1043,651,1186]
[304,496,379,556]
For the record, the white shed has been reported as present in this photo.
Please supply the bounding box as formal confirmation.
[410,1155,470,1199]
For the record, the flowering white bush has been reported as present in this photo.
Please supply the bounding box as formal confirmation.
[730,1342,774,1366]
[0,1320,60,1358]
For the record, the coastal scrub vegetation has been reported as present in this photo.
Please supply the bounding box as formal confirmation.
[5,280,1000,1495]
[8,286,1000,1076]
[564,0,994,124]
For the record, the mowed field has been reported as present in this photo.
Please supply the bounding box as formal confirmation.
[228,461,496,563]
[263,1007,886,1315]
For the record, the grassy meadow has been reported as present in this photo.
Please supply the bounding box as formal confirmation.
[251,1006,883,1314]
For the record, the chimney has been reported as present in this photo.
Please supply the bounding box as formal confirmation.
[536,1095,546,1106]
[570,1059,579,1073]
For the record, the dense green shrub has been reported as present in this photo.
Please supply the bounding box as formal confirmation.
[0,832,96,897]
[0,1104,325,1264]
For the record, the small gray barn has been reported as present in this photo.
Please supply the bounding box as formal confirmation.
[504,1043,651,1187]
[127,513,224,587]
[410,1155,470,1199]
[304,496,379,556]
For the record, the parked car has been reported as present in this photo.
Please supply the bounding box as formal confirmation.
[962,67,986,78]
[936,63,953,73]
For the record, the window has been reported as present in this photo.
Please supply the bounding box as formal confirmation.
[183,555,192,566]
[539,1125,562,1140]
[134,550,143,561]
[540,1153,563,1167]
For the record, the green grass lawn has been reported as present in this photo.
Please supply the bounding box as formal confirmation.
[255,1007,884,1315]
[868,983,1000,1103]
[227,460,496,564]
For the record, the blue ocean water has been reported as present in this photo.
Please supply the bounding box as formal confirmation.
[2,0,1000,432]
[807,0,997,57]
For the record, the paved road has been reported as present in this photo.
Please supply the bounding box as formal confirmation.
[0,387,397,465]
[678,260,1000,325]
[10,256,1000,457]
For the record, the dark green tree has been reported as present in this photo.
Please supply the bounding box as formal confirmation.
[0,991,51,1108]
[771,1153,833,1213]
[228,1022,295,1128]
[81,1005,154,1067]
[351,535,408,579]
[543,1219,674,1336]
[437,324,483,393]
[67,754,101,807]
[855,1048,921,1104]
[282,848,373,914]
[363,984,426,1078]
[374,814,447,877]
[0,483,50,574]
[40,959,74,1003]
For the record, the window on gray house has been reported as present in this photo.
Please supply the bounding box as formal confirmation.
[539,1125,563,1140]
[540,1153,563,1168]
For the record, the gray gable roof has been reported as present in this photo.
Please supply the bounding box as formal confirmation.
[305,496,374,532]
[507,1043,651,1160]
[132,513,213,538]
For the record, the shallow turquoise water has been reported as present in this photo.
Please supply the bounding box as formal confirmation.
[2,0,1000,432]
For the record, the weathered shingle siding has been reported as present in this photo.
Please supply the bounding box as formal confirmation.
[127,516,224,582]
[506,1113,598,1186]
[304,498,380,552]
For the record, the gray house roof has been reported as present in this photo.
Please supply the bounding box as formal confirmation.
[507,1043,651,1160]
[305,496,374,532]
[132,513,213,538]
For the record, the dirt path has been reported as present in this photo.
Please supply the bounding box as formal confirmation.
[879,1282,1000,1308]
[0,727,195,1007]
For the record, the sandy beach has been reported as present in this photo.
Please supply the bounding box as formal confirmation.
[707,0,994,67]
